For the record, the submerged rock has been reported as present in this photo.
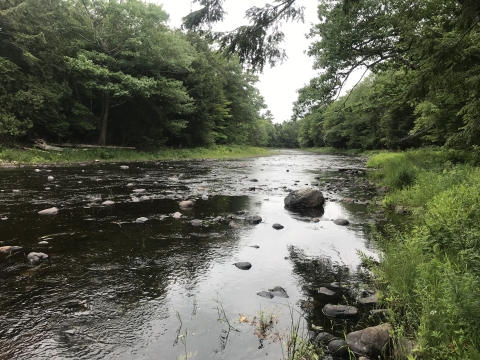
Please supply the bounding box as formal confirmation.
[284,188,325,209]
[334,218,350,226]
[318,287,336,296]
[27,252,48,265]
[246,215,262,224]
[322,304,358,318]
[38,207,58,215]
[257,291,274,299]
[190,219,203,227]
[272,223,284,230]
[269,286,289,298]
[346,323,392,358]
[234,262,252,270]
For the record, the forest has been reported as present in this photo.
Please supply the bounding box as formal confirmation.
[0,0,299,149]
[294,0,480,151]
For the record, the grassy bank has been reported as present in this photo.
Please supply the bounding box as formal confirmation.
[0,145,271,165]
[367,148,480,359]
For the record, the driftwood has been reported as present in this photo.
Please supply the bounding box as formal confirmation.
[34,139,63,151]
[53,143,136,150]
[34,139,135,150]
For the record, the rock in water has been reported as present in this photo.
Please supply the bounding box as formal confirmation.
[190,219,203,227]
[173,212,182,219]
[234,262,252,270]
[201,194,209,200]
[257,291,274,299]
[179,200,194,209]
[272,223,284,230]
[38,207,58,215]
[102,200,115,206]
[334,218,350,226]
[269,286,289,298]
[328,339,349,357]
[246,215,262,224]
[284,188,325,209]
[314,332,336,345]
[229,221,239,229]
[318,287,336,296]
[135,217,148,223]
[0,246,22,254]
[120,165,129,169]
[346,323,392,358]
[322,304,358,318]
[27,252,48,265]
[47,176,54,181]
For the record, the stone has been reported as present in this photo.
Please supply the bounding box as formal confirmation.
[328,339,349,357]
[38,207,58,215]
[173,212,182,219]
[250,178,258,182]
[179,200,194,209]
[268,286,288,298]
[139,195,150,201]
[126,183,134,187]
[234,262,252,270]
[38,241,49,245]
[314,332,335,345]
[284,188,325,210]
[190,219,203,227]
[358,293,378,305]
[346,323,392,358]
[64,329,76,335]
[131,197,140,202]
[202,194,209,200]
[213,216,224,223]
[257,291,274,299]
[0,246,22,254]
[35,169,41,172]
[229,221,239,229]
[334,218,350,226]
[272,223,284,230]
[135,217,148,223]
[132,189,146,193]
[47,176,54,181]
[311,218,320,223]
[318,287,336,296]
[27,252,48,265]
[120,165,129,169]
[246,215,262,224]
[322,304,359,318]
[102,200,115,206]
[250,245,260,248]
[370,309,388,316]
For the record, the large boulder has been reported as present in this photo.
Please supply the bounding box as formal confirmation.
[284,188,325,210]
[346,323,392,358]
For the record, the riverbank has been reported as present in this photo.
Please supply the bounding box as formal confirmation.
[304,147,380,156]
[367,148,480,358]
[0,145,271,165]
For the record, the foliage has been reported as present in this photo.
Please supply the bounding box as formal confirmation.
[293,0,480,151]
[0,0,272,148]
[370,150,480,358]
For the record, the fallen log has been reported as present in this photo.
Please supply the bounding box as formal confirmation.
[34,139,63,151]
[52,143,136,150]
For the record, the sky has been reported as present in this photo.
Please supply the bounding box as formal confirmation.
[159,0,320,123]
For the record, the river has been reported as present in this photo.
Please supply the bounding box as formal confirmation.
[0,150,382,359]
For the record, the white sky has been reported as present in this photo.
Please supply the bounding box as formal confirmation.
[159,0,320,123]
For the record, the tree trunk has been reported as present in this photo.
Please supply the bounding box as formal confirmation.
[98,92,110,145]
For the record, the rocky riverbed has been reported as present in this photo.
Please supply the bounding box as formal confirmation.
[0,150,394,359]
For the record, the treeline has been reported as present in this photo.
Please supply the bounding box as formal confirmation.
[0,0,287,148]
[294,0,480,151]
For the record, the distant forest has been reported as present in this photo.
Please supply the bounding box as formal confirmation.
[0,0,298,148]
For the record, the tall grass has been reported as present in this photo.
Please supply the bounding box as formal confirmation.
[0,145,271,164]
[369,149,480,359]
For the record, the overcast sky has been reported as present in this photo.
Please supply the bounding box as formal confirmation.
[159,0,320,123]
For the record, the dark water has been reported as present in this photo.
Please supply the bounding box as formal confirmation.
[0,150,382,360]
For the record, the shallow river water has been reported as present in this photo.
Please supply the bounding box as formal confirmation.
[0,150,382,360]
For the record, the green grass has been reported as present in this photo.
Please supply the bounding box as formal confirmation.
[0,145,271,165]
[369,148,480,359]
